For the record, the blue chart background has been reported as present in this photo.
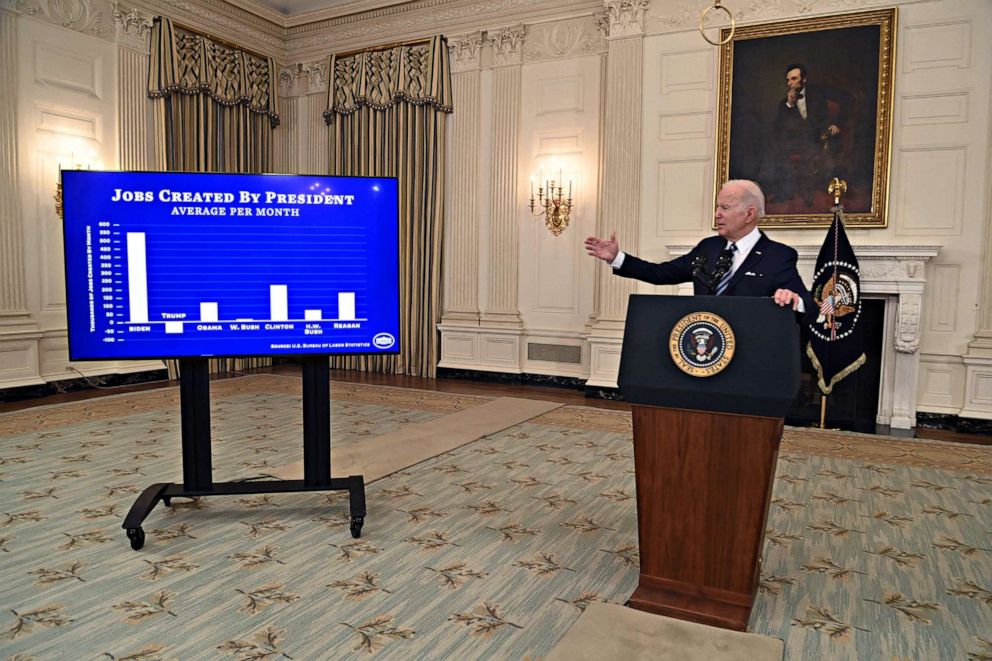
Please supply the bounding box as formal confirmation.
[62,171,400,360]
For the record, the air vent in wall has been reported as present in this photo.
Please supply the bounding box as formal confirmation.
[527,342,581,364]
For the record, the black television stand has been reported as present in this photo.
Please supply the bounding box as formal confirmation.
[121,357,366,550]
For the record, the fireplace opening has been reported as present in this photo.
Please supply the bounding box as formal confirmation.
[786,299,885,433]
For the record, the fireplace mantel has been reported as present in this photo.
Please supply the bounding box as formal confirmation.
[667,244,941,429]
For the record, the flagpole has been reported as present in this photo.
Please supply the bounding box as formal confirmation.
[820,178,848,430]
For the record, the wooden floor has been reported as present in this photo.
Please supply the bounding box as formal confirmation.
[0,365,629,414]
[1,366,988,445]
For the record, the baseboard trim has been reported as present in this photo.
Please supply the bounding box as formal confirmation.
[0,369,169,404]
[915,412,992,436]
[436,367,627,400]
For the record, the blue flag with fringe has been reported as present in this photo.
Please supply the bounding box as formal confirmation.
[807,205,866,394]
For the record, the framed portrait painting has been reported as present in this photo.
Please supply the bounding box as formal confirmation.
[715,9,896,227]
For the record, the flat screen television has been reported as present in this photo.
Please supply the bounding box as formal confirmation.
[61,171,400,360]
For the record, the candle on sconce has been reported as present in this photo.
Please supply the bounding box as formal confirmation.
[568,179,572,199]
[530,176,534,198]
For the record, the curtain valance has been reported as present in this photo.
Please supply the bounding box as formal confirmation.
[323,35,453,123]
[148,17,279,128]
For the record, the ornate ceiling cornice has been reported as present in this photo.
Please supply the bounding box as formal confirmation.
[228,0,415,28]
[128,0,287,58]
[284,0,602,57]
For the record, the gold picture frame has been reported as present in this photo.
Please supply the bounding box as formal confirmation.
[715,9,896,228]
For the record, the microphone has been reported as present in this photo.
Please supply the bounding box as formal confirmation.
[691,255,708,283]
[708,248,735,291]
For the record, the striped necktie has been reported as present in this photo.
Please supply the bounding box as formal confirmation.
[715,243,738,295]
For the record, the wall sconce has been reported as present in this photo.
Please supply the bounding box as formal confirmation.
[54,143,99,221]
[55,165,95,220]
[54,172,64,221]
[529,168,573,237]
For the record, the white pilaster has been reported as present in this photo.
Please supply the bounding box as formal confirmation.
[274,94,299,173]
[441,31,483,326]
[0,6,30,327]
[305,93,329,175]
[959,56,992,419]
[115,7,152,171]
[585,0,646,388]
[482,25,525,330]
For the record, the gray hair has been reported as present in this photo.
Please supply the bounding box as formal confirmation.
[725,179,765,219]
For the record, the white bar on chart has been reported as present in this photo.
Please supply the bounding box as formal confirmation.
[126,233,148,323]
[304,309,322,321]
[270,285,288,321]
[338,292,356,321]
[200,302,218,321]
[165,322,183,334]
[235,318,253,321]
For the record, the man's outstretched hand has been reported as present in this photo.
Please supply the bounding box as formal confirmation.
[585,232,619,263]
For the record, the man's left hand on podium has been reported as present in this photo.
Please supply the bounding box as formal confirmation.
[773,288,802,310]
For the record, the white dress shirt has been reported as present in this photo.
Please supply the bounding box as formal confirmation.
[786,87,808,120]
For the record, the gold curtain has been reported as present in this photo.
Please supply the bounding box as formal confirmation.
[324,36,452,378]
[148,17,279,376]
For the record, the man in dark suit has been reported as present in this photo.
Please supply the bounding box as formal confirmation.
[768,63,852,205]
[584,179,812,313]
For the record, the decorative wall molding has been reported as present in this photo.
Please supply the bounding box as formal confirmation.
[903,18,972,72]
[34,42,103,98]
[447,31,482,73]
[487,24,525,67]
[522,16,605,61]
[113,2,152,52]
[604,0,647,39]
[585,32,643,388]
[34,102,102,140]
[284,0,595,56]
[17,0,116,40]
[279,60,327,97]
[647,0,896,35]
[440,33,482,328]
[129,0,285,56]
[0,7,31,322]
[481,58,524,327]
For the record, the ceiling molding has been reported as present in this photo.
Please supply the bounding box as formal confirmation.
[285,0,602,57]
[117,0,603,64]
[228,0,419,28]
[129,0,288,58]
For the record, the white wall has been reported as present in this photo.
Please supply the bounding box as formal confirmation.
[2,10,161,387]
[3,0,992,423]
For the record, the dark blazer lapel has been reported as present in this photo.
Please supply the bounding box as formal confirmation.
[724,231,770,292]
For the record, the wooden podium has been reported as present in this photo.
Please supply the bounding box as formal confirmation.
[617,295,800,631]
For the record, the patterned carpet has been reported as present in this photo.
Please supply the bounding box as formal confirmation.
[0,374,990,660]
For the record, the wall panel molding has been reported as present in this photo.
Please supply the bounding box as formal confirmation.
[658,48,711,94]
[34,42,102,98]
[901,91,969,126]
[657,110,711,141]
[903,19,972,72]
[928,264,960,332]
[655,158,709,234]
[34,102,102,140]
[536,75,584,114]
[894,145,967,236]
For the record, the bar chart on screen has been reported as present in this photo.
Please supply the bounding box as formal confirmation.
[62,171,400,360]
